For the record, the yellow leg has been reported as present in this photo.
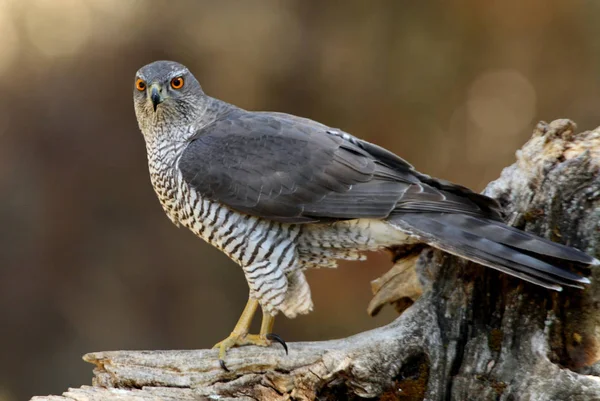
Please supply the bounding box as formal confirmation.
[256,311,287,354]
[213,298,282,360]
[242,309,276,344]
[213,298,259,358]
[223,298,259,339]
[260,312,275,336]
[213,299,287,370]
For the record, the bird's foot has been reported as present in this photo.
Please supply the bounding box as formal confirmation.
[214,332,288,371]
[213,333,271,353]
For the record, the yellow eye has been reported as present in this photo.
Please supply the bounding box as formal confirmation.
[135,78,146,91]
[170,76,184,89]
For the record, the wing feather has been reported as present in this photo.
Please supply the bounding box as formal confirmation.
[178,109,502,223]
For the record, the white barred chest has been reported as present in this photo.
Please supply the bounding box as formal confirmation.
[152,169,301,271]
[150,161,413,271]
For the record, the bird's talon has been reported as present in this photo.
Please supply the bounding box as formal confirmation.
[219,359,230,372]
[266,333,288,355]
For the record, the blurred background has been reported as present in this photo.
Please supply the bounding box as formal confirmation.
[1,0,600,399]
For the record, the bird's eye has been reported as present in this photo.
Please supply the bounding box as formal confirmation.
[135,78,146,91]
[170,76,184,89]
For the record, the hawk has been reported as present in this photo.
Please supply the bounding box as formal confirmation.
[132,60,598,369]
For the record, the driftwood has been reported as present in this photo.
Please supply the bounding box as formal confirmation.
[32,119,600,401]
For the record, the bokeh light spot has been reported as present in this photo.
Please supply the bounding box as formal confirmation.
[466,69,537,138]
[25,0,91,57]
[0,2,19,75]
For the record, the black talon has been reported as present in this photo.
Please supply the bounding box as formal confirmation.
[219,359,230,372]
[266,333,288,355]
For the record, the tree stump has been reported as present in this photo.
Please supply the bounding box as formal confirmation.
[32,119,600,401]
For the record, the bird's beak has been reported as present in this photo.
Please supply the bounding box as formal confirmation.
[150,84,164,112]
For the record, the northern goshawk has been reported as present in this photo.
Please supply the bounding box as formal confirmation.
[133,60,598,368]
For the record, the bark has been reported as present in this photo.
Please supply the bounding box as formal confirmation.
[32,119,600,401]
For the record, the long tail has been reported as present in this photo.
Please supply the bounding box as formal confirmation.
[389,213,598,291]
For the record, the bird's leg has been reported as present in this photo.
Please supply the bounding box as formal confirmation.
[213,299,288,370]
[213,297,259,360]
[260,311,275,336]
[242,310,289,354]
[260,312,288,354]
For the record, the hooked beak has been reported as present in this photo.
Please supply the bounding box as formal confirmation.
[150,84,164,112]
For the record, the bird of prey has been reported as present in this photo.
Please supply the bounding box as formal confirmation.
[133,60,598,368]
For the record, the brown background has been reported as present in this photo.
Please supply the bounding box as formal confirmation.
[1,1,599,400]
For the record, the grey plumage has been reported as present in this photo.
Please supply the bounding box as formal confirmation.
[133,60,598,323]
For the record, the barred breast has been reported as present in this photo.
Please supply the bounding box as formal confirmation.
[176,181,301,270]
[148,147,414,317]
[146,145,297,267]
[151,159,303,314]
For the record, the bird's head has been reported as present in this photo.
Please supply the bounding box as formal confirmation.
[133,60,205,135]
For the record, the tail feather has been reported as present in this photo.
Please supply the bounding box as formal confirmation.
[440,214,596,264]
[389,212,596,290]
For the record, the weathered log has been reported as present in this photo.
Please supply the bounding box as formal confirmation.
[32,119,600,401]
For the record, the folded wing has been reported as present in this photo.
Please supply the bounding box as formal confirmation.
[178,110,498,223]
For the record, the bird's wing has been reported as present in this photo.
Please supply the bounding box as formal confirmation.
[178,110,502,223]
